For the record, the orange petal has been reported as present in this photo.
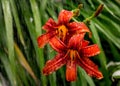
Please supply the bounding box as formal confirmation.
[81,44,100,57]
[81,40,90,48]
[68,34,85,50]
[49,37,67,53]
[58,10,73,24]
[43,54,66,75]
[68,22,90,34]
[42,18,57,31]
[77,57,103,79]
[37,31,56,48]
[82,57,98,70]
[66,60,77,81]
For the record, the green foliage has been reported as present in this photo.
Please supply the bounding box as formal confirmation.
[0,0,120,86]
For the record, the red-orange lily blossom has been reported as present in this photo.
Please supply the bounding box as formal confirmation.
[37,10,90,47]
[43,33,103,81]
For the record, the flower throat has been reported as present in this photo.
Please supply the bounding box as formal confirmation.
[57,25,68,42]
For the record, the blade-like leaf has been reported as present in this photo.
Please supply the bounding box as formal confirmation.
[29,0,42,36]
[46,45,57,86]
[9,0,25,46]
[94,20,120,49]
[0,52,15,86]
[2,0,17,85]
[97,0,120,21]
[14,43,39,85]
[18,0,47,85]
[78,67,95,86]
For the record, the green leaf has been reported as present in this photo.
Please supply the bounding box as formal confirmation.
[14,43,39,85]
[1,0,17,85]
[46,45,57,86]
[18,0,47,85]
[0,52,15,86]
[90,22,107,67]
[29,0,42,36]
[90,22,111,86]
[94,20,120,49]
[78,67,95,86]
[97,0,120,21]
[9,0,25,46]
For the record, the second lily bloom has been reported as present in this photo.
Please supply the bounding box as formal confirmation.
[43,34,103,81]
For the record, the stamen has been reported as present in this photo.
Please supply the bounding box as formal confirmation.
[69,50,78,61]
[63,49,80,62]
[70,50,74,60]
[57,25,68,41]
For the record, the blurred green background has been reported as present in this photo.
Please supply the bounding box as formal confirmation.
[0,0,120,86]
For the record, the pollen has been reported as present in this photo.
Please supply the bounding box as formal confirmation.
[57,25,68,41]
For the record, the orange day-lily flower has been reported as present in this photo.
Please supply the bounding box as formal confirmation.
[42,33,103,81]
[37,10,90,47]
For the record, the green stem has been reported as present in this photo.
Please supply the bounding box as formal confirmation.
[71,17,79,22]
[83,4,104,23]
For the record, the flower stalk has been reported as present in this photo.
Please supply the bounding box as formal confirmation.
[72,4,83,17]
[83,4,104,23]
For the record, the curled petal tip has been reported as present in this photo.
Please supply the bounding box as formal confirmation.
[97,72,103,79]
[88,70,103,79]
[98,76,103,80]
[87,69,103,80]
[37,36,45,48]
